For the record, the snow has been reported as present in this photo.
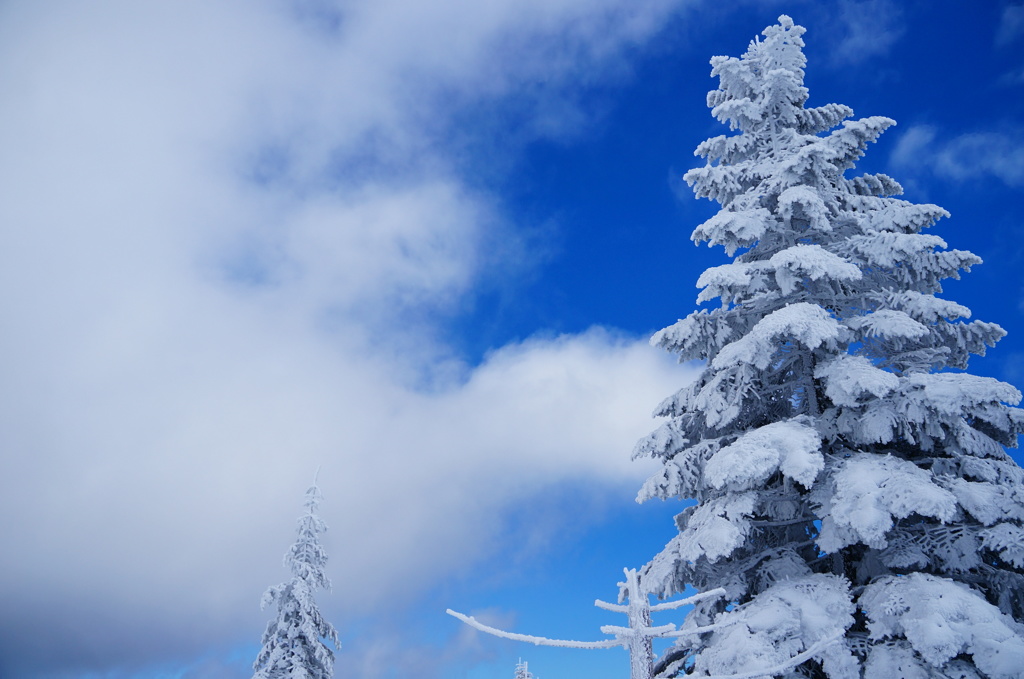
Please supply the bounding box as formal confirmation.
[650,309,741,363]
[945,478,1024,526]
[696,262,758,304]
[814,354,898,407]
[691,575,854,679]
[777,185,830,232]
[888,290,971,323]
[861,573,1024,679]
[847,309,929,340]
[446,610,621,649]
[676,492,758,563]
[705,417,822,490]
[815,454,957,551]
[699,634,846,679]
[980,523,1024,568]
[711,303,840,370]
[768,244,861,295]
[847,232,948,268]
[905,372,1023,414]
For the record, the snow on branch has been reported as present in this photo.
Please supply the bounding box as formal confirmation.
[444,610,620,649]
[697,632,844,679]
[595,584,727,613]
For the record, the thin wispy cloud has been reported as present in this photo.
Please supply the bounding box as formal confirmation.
[997,3,1024,47]
[825,0,904,66]
[891,124,1024,189]
[996,4,1024,86]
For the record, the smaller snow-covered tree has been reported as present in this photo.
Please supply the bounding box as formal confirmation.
[514,658,535,679]
[253,480,340,679]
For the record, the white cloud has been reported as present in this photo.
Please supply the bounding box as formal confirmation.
[0,0,698,675]
[889,124,939,171]
[890,124,1024,188]
[996,5,1024,86]
[997,4,1024,47]
[824,0,904,66]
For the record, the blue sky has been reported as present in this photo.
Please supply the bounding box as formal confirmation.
[0,1,1022,678]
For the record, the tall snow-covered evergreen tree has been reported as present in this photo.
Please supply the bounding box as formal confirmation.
[636,16,1024,679]
[253,481,340,679]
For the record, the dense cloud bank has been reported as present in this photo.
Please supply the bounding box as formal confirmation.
[0,0,695,675]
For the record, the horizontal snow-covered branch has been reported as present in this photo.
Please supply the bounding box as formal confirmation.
[601,623,677,638]
[660,618,745,638]
[652,587,727,612]
[594,586,727,613]
[445,610,621,649]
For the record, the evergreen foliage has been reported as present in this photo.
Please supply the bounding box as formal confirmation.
[635,16,1024,678]
[253,482,340,679]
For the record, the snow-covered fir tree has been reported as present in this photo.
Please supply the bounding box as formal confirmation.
[635,16,1024,679]
[253,480,340,679]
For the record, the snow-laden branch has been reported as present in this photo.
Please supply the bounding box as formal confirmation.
[697,632,844,679]
[600,623,677,638]
[595,586,727,613]
[651,587,727,613]
[445,609,621,649]
[659,618,744,638]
